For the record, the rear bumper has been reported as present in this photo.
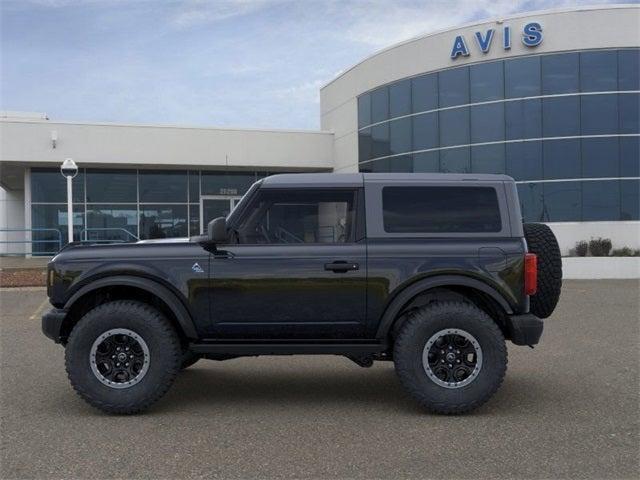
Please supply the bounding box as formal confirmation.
[42,308,68,344]
[506,313,543,346]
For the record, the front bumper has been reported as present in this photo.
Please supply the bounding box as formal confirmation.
[42,308,68,344]
[506,313,543,346]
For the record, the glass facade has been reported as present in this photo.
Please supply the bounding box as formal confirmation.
[30,168,286,253]
[357,48,640,222]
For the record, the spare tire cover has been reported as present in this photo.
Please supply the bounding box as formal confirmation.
[523,223,563,319]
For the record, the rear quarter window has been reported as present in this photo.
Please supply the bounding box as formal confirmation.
[382,186,502,233]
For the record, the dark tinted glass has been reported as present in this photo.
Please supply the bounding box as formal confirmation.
[31,168,85,203]
[506,141,543,181]
[361,158,390,173]
[542,53,579,94]
[188,171,200,203]
[382,186,501,233]
[583,181,620,221]
[139,205,188,239]
[389,79,411,118]
[621,179,640,220]
[358,128,372,162]
[358,94,371,128]
[439,67,469,107]
[201,172,256,196]
[505,56,541,98]
[370,87,389,123]
[439,108,469,147]
[440,147,470,173]
[543,139,581,179]
[619,93,639,134]
[412,74,438,112]
[31,204,84,250]
[470,61,504,102]
[189,204,200,236]
[371,123,390,158]
[620,136,640,177]
[582,138,619,178]
[471,144,505,173]
[237,189,356,244]
[389,117,412,155]
[387,155,413,172]
[86,170,137,203]
[581,94,618,135]
[580,51,617,92]
[505,99,542,140]
[412,112,438,150]
[543,182,582,221]
[543,97,580,137]
[86,205,138,240]
[470,103,504,143]
[139,170,187,203]
[517,183,543,222]
[618,49,640,90]
[413,151,440,172]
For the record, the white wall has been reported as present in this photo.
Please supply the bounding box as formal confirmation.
[0,187,26,255]
[320,5,640,171]
[547,221,640,256]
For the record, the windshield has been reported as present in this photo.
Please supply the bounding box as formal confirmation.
[226,180,262,225]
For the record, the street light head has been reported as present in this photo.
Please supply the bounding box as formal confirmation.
[60,158,78,178]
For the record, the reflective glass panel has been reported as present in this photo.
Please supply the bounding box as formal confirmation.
[359,128,372,162]
[389,79,411,118]
[541,53,579,94]
[618,49,640,91]
[505,99,542,140]
[517,183,543,223]
[387,155,413,173]
[439,67,469,108]
[389,117,412,155]
[86,170,137,203]
[370,87,389,123]
[358,94,371,128]
[371,123,390,158]
[413,151,440,172]
[580,51,617,92]
[86,205,138,241]
[620,137,640,177]
[31,168,85,203]
[581,94,618,135]
[201,172,256,196]
[139,205,188,239]
[189,204,200,236]
[505,56,541,98]
[582,138,619,178]
[543,182,582,222]
[412,112,438,151]
[439,108,469,147]
[31,204,84,252]
[412,73,438,113]
[621,179,640,220]
[470,103,504,143]
[543,97,580,137]
[543,139,581,179]
[619,93,639,134]
[470,61,504,102]
[440,147,470,173]
[583,181,620,221]
[188,171,200,203]
[506,141,543,181]
[139,170,187,203]
[471,144,505,173]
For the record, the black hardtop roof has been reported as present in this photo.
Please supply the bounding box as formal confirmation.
[261,172,514,188]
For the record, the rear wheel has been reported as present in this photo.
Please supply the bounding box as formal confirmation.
[394,301,507,414]
[65,300,182,414]
[524,223,562,318]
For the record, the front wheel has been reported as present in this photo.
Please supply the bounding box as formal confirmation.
[393,301,507,414]
[65,300,182,414]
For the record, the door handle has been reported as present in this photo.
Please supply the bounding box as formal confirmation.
[324,261,359,273]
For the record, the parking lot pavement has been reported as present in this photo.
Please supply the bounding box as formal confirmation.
[1,280,638,480]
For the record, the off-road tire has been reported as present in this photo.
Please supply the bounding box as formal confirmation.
[394,301,507,414]
[65,300,181,414]
[524,222,562,318]
[180,350,201,369]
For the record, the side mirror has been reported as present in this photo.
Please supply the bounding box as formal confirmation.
[207,217,227,243]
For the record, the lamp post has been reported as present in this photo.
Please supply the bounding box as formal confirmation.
[60,158,78,244]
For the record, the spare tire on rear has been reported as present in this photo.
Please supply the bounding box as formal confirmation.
[523,223,562,318]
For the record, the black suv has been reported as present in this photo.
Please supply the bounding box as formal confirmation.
[42,173,562,414]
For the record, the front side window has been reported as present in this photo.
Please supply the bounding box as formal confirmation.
[235,189,356,244]
[382,186,501,233]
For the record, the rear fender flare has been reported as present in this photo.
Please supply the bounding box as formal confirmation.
[64,275,198,339]
[375,275,513,339]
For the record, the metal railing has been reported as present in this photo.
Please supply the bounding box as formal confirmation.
[80,228,139,243]
[0,228,62,256]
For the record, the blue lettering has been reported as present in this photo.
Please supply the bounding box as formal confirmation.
[503,26,511,50]
[475,29,494,53]
[450,35,470,59]
[522,22,543,47]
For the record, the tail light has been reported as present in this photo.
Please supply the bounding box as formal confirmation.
[524,253,537,296]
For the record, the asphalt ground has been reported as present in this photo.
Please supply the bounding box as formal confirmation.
[1,280,638,479]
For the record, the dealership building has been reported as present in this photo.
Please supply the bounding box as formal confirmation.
[1,5,638,256]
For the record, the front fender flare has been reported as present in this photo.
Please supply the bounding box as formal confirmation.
[375,275,513,339]
[64,275,198,339]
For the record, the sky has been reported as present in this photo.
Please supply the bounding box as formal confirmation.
[0,0,631,130]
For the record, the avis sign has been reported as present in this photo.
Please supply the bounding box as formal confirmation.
[450,22,543,59]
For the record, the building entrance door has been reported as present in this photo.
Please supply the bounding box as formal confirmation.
[200,196,242,234]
